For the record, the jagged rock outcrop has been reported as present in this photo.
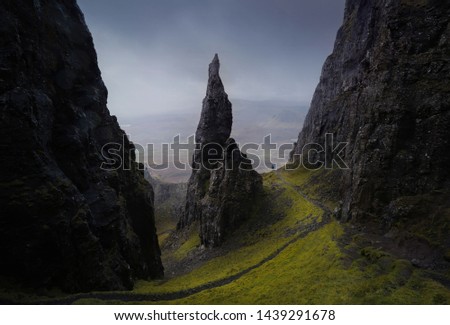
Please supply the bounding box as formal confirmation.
[179,54,262,247]
[195,54,233,146]
[292,0,450,223]
[0,0,163,292]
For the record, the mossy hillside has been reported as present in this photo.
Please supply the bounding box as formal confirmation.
[3,168,449,304]
[279,167,339,211]
[64,168,326,304]
[134,170,323,295]
[133,167,450,304]
[166,221,347,304]
[173,226,201,261]
[155,222,449,304]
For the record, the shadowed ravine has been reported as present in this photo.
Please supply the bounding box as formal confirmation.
[16,174,329,305]
[1,0,449,305]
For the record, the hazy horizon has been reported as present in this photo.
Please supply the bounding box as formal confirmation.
[77,0,345,120]
[76,0,346,182]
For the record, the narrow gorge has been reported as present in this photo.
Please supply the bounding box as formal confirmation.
[0,0,163,292]
[0,0,449,305]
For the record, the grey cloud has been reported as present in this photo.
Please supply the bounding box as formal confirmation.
[77,0,345,117]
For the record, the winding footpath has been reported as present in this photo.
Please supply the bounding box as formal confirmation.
[22,172,331,304]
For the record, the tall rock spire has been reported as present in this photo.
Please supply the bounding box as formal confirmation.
[195,54,233,145]
[179,54,262,247]
[209,53,220,77]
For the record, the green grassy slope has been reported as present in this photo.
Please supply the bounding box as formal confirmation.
[2,168,449,304]
[138,169,449,304]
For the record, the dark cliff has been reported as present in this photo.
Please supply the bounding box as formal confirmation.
[179,54,262,247]
[292,0,450,225]
[0,0,163,292]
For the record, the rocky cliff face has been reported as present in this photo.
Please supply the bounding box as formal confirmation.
[0,0,163,292]
[179,55,262,247]
[292,0,450,223]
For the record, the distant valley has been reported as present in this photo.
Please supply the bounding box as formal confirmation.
[121,99,308,183]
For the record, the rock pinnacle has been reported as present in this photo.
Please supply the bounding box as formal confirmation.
[195,53,233,145]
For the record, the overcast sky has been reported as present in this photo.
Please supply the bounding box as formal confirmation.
[77,0,345,118]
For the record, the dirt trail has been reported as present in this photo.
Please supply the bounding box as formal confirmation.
[23,172,330,304]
